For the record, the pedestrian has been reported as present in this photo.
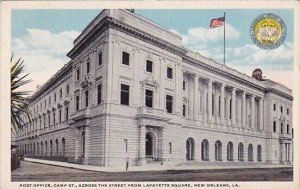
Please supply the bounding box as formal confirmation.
[126,157,129,171]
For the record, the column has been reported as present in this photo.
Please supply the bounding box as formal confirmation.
[74,129,81,162]
[220,84,225,123]
[242,92,246,127]
[139,125,146,165]
[208,79,212,121]
[188,76,194,119]
[259,98,263,131]
[231,88,236,126]
[194,75,200,119]
[251,95,255,129]
[285,143,288,162]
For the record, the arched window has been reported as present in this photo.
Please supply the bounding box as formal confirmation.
[50,140,53,156]
[33,143,35,155]
[146,132,156,158]
[37,142,40,156]
[227,142,234,161]
[56,139,59,156]
[248,144,253,161]
[81,132,85,157]
[257,145,262,162]
[45,141,48,156]
[215,140,222,161]
[186,138,195,161]
[238,143,244,161]
[201,139,209,161]
[41,141,44,156]
[62,138,65,156]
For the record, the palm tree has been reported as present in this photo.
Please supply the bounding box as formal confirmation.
[11,55,32,135]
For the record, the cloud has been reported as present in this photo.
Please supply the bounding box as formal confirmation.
[12,28,80,94]
[177,23,240,46]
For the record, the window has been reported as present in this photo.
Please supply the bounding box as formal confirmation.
[53,112,56,126]
[85,90,89,107]
[287,124,290,134]
[145,89,153,108]
[120,84,129,105]
[76,68,80,81]
[48,114,51,127]
[65,107,69,123]
[122,51,130,66]
[280,106,283,113]
[124,139,128,153]
[169,142,172,154]
[98,52,103,66]
[166,95,173,113]
[287,108,289,115]
[49,97,51,105]
[273,103,276,111]
[59,110,62,123]
[280,123,283,133]
[60,89,62,98]
[183,81,186,90]
[273,121,276,133]
[54,93,56,102]
[76,95,80,111]
[182,104,186,117]
[86,61,90,74]
[146,60,153,73]
[97,84,102,104]
[167,67,173,79]
[66,85,69,95]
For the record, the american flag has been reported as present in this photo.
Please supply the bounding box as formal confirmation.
[210,17,225,28]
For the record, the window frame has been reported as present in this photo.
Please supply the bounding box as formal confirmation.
[166,94,173,113]
[166,67,173,79]
[120,84,130,106]
[145,59,153,73]
[145,89,154,108]
[121,51,130,66]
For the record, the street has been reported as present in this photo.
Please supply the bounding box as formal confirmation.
[12,161,293,182]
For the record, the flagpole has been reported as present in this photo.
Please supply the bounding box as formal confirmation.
[224,12,226,65]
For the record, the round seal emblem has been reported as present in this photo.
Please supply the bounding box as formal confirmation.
[250,13,287,50]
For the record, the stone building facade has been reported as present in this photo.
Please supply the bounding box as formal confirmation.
[15,9,293,167]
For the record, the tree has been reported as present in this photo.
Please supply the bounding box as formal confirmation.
[11,55,32,135]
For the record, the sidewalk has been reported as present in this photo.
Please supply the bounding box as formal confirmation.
[24,158,292,173]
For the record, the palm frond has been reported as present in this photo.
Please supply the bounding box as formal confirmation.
[11,54,32,136]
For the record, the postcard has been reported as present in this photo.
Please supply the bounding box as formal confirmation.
[0,1,299,189]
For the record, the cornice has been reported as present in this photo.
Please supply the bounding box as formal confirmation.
[266,88,293,101]
[67,16,187,59]
[182,56,266,93]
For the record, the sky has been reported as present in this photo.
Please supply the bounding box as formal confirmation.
[11,9,294,93]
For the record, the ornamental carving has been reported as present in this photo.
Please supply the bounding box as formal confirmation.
[81,77,92,89]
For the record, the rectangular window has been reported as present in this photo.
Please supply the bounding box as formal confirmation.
[59,110,62,123]
[166,95,173,113]
[60,89,62,98]
[122,51,130,66]
[280,123,283,133]
[98,52,102,66]
[54,93,56,102]
[86,62,90,74]
[183,81,186,90]
[273,103,276,111]
[49,97,51,105]
[280,106,283,113]
[287,108,289,115]
[273,121,276,133]
[48,114,51,127]
[85,90,89,107]
[65,107,69,123]
[167,67,173,79]
[76,95,80,111]
[145,89,153,108]
[169,142,172,154]
[287,124,289,134]
[182,104,186,117]
[53,112,56,126]
[120,84,130,105]
[66,85,69,95]
[97,84,102,104]
[124,139,128,153]
[146,60,153,73]
[76,68,80,81]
